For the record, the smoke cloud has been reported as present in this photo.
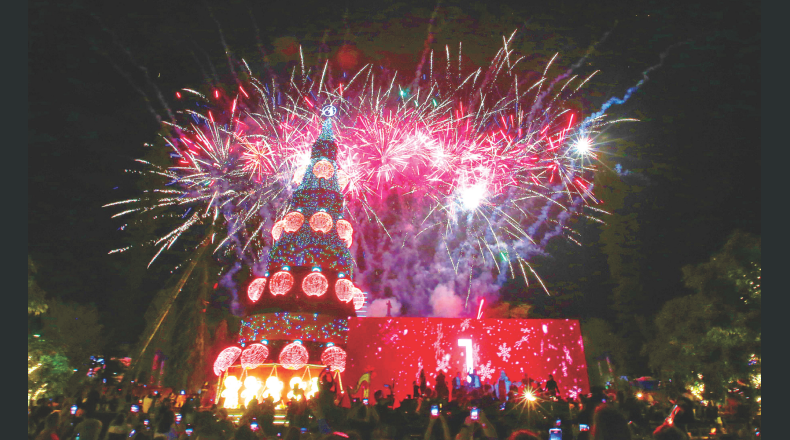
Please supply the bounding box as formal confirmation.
[368,298,403,317]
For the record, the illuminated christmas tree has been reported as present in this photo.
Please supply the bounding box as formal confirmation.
[248,107,360,317]
[213,107,361,401]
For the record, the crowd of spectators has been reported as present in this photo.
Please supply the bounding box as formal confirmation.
[27,370,759,440]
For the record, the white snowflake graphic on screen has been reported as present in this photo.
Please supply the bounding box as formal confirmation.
[461,319,471,331]
[497,343,512,362]
[568,386,582,400]
[514,335,529,349]
[436,354,451,372]
[477,361,494,381]
[432,324,444,352]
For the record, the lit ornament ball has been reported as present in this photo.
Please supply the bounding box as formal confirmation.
[312,160,335,180]
[292,164,307,186]
[321,346,347,372]
[337,169,349,190]
[283,212,304,233]
[352,287,365,310]
[302,272,329,297]
[279,341,309,370]
[310,212,334,234]
[213,346,242,376]
[270,271,294,296]
[272,220,285,241]
[240,343,269,369]
[335,279,355,303]
[247,278,267,302]
[336,219,353,247]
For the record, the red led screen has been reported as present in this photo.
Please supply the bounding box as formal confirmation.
[344,318,590,405]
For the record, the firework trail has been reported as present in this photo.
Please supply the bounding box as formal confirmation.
[106,34,665,317]
[580,41,688,131]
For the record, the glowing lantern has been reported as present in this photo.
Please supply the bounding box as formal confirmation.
[309,212,333,234]
[279,341,309,370]
[262,376,284,403]
[272,220,285,241]
[335,279,355,303]
[292,164,307,186]
[336,219,353,247]
[312,159,335,180]
[337,169,349,190]
[270,271,294,296]
[213,346,242,376]
[241,376,262,407]
[352,287,365,310]
[221,376,242,408]
[302,272,329,297]
[241,343,269,369]
[321,346,347,372]
[247,278,267,302]
[283,212,304,233]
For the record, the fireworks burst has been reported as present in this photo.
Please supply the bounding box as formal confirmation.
[107,31,648,315]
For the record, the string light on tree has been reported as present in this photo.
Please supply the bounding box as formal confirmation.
[279,340,309,370]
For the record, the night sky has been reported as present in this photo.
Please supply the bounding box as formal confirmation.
[28,0,760,349]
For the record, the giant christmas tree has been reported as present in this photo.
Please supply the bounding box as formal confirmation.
[211,106,364,407]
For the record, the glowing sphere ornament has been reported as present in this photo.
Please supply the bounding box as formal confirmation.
[335,279,355,303]
[240,343,269,369]
[270,271,294,296]
[279,341,309,370]
[292,165,307,186]
[309,212,334,234]
[213,346,242,376]
[272,220,285,241]
[283,212,304,233]
[337,169,349,190]
[247,278,267,302]
[336,219,353,247]
[321,346,347,372]
[352,287,365,311]
[312,160,335,180]
[302,272,329,297]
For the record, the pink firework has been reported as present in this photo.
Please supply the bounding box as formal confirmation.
[108,33,634,306]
